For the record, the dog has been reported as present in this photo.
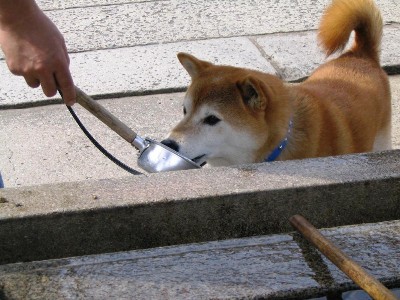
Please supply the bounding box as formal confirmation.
[162,0,391,167]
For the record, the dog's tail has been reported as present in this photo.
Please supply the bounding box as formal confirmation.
[318,0,383,63]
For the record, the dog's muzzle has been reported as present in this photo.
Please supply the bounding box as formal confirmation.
[161,139,207,166]
[161,139,180,152]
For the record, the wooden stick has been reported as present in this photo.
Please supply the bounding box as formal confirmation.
[75,86,137,143]
[289,215,398,300]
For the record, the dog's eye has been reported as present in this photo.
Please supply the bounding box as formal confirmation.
[203,115,221,126]
[183,107,187,115]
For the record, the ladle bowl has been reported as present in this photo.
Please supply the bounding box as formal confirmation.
[73,86,201,173]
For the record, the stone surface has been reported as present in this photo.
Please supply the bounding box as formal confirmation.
[0,149,399,264]
[1,76,399,188]
[37,0,150,10]
[37,0,340,52]
[0,38,276,108]
[255,25,400,81]
[35,0,400,52]
[0,221,399,299]
[0,0,399,106]
[392,76,400,149]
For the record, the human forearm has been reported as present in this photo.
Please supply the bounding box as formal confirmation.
[0,0,41,27]
[0,0,76,105]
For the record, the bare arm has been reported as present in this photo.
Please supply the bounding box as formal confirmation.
[0,0,75,105]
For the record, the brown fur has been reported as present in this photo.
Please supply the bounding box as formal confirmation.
[167,0,391,165]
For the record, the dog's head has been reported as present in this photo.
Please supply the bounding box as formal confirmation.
[162,53,290,167]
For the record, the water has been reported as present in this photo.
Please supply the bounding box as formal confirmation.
[312,288,400,300]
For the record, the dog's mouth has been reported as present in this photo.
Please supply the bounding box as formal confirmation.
[192,154,207,167]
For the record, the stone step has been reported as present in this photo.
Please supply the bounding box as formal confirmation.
[0,220,399,299]
[1,149,399,264]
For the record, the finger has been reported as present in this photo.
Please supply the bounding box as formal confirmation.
[39,73,58,97]
[24,76,41,88]
[55,68,75,106]
[62,43,70,65]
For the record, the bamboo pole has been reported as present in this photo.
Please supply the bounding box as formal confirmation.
[289,215,398,300]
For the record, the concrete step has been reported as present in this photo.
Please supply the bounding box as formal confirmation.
[0,1,399,107]
[1,148,399,264]
[0,220,399,299]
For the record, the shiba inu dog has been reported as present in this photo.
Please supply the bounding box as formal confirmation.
[162,0,391,167]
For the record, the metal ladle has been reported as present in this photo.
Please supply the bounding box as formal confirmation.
[73,86,201,173]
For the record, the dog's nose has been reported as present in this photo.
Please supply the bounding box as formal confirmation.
[161,139,180,152]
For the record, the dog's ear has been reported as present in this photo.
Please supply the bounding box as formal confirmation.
[236,76,269,111]
[177,52,213,78]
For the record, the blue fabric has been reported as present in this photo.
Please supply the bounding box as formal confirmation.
[265,138,289,162]
[265,119,293,162]
[0,172,4,188]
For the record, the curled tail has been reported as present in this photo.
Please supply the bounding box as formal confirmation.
[318,0,383,63]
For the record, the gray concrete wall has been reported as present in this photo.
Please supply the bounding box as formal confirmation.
[0,219,399,299]
[1,150,399,264]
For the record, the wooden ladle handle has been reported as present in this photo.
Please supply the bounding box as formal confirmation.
[74,86,137,143]
[290,215,398,300]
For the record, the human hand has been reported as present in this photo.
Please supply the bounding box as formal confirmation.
[0,2,75,105]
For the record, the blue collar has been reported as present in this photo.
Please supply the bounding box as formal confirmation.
[265,119,293,162]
